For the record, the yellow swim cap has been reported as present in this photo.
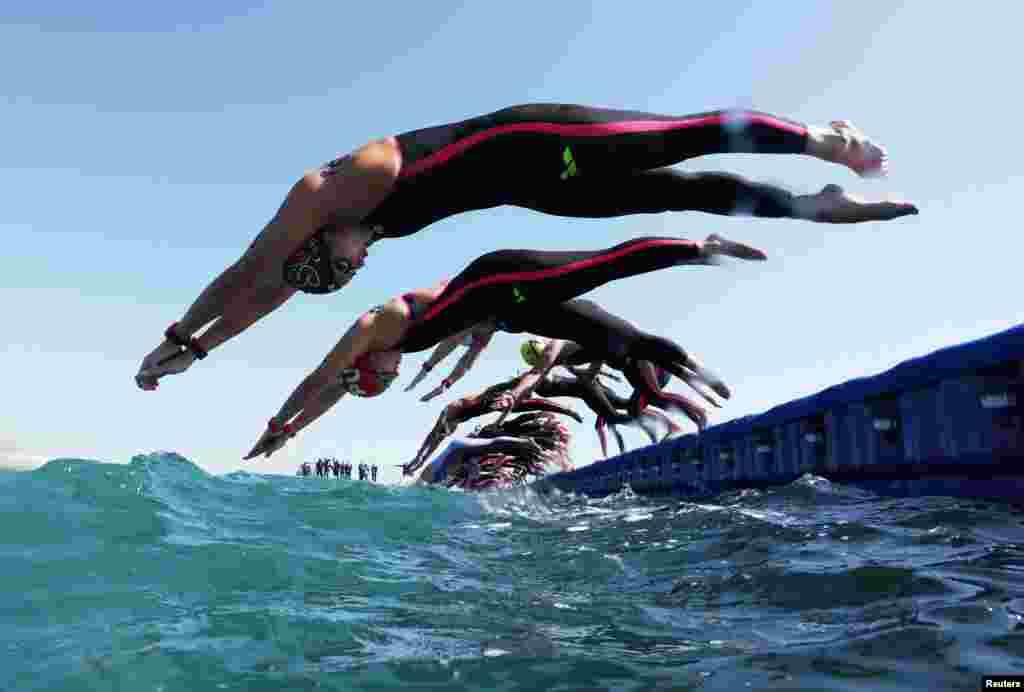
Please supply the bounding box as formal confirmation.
[520,340,544,368]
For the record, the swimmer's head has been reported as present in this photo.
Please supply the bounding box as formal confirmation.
[282,225,374,294]
[520,339,546,369]
[339,349,402,398]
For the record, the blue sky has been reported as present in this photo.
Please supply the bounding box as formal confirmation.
[3,1,1022,481]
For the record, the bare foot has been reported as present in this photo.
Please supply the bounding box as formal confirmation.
[685,405,708,432]
[704,233,768,261]
[796,184,918,224]
[810,120,889,177]
[682,353,731,400]
[678,373,724,407]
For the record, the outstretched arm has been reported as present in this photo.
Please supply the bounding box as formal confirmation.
[404,373,528,475]
[138,142,400,389]
[493,340,567,426]
[405,401,464,476]
[566,359,604,383]
[187,144,400,336]
[512,340,566,400]
[417,436,536,484]
[419,327,496,402]
[404,330,465,392]
[244,310,382,460]
[137,283,297,389]
[192,282,298,352]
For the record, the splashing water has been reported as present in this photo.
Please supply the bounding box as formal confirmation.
[2,452,1023,691]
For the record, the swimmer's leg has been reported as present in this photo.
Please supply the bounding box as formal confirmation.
[399,235,764,353]
[611,424,627,455]
[791,184,918,223]
[625,384,683,440]
[583,382,636,426]
[376,107,894,240]
[624,363,709,432]
[634,415,661,445]
[596,416,629,456]
[529,105,890,176]
[649,390,709,432]
[625,390,657,444]
[519,169,917,223]
[544,375,635,426]
[595,418,610,458]
[641,409,684,440]
[486,105,810,172]
[807,120,890,178]
[601,388,634,412]
[628,334,731,401]
[426,105,886,185]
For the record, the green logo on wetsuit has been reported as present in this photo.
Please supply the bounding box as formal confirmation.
[512,286,528,304]
[560,146,579,180]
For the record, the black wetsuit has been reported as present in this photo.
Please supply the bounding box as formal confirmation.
[353,104,808,238]
[535,373,636,426]
[626,366,675,415]
[397,236,710,353]
[508,299,702,419]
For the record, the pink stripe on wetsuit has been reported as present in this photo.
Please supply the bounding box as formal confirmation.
[396,237,705,354]
[399,111,806,179]
[360,104,808,239]
[420,238,688,324]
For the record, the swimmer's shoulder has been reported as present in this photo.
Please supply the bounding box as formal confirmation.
[356,297,408,340]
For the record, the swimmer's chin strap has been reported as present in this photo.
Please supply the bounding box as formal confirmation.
[338,366,399,398]
[282,229,358,295]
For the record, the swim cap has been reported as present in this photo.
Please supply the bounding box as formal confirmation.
[520,339,545,368]
[339,351,402,398]
[283,229,345,294]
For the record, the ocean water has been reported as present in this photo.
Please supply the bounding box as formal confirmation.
[3,453,1024,691]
